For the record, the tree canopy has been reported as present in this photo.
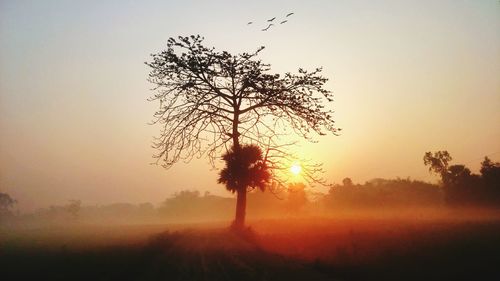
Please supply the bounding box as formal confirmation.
[424,151,500,206]
[218,144,270,193]
[146,35,338,170]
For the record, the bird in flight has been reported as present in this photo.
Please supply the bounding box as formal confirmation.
[247,12,295,29]
[262,24,274,31]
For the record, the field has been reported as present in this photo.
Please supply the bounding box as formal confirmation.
[1,213,500,280]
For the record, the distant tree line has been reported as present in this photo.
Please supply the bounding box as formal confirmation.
[322,152,499,209]
[157,186,310,222]
[158,190,234,222]
[424,151,500,206]
[322,178,443,209]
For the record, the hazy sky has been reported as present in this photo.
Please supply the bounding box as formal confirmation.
[1,0,499,211]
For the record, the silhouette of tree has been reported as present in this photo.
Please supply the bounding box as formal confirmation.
[342,177,353,187]
[0,192,16,217]
[218,144,271,228]
[218,144,270,193]
[66,200,81,220]
[443,165,481,205]
[424,151,452,178]
[480,157,500,205]
[424,152,500,206]
[146,35,338,229]
[446,165,473,185]
[481,157,500,187]
[286,182,308,213]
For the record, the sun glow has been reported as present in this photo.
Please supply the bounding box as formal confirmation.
[290,163,302,175]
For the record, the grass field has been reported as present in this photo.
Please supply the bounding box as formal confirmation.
[1,215,499,280]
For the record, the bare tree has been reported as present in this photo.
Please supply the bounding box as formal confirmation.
[146,35,338,229]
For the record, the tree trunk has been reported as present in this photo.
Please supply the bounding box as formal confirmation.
[231,109,247,230]
[233,187,247,229]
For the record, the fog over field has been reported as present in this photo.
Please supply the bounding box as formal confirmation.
[2,208,500,280]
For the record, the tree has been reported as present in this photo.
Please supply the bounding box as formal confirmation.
[480,157,500,204]
[423,151,452,179]
[0,192,16,217]
[424,151,500,206]
[146,35,338,229]
[66,200,81,220]
[342,177,353,187]
[218,144,271,227]
[286,182,308,214]
[218,144,270,193]
[443,165,481,205]
[480,157,500,187]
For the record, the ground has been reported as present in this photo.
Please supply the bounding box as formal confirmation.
[1,215,500,280]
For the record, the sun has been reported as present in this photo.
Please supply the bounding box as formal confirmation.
[290,163,302,175]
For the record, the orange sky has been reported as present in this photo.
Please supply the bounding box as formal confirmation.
[1,0,499,211]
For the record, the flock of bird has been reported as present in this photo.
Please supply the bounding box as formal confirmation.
[247,12,294,31]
